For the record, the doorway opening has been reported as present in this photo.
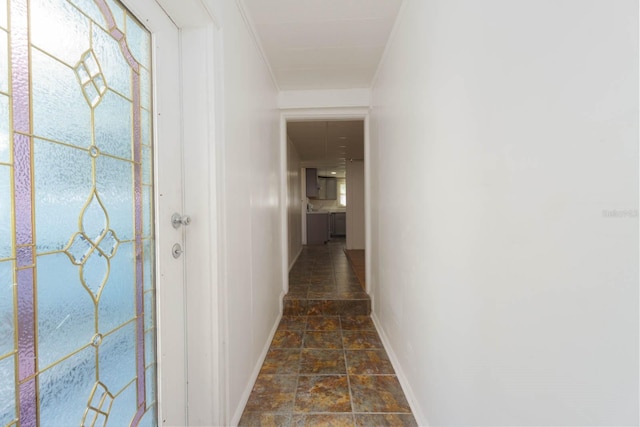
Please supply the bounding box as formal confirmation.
[279,111,371,313]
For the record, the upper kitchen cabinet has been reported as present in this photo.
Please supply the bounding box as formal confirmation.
[306,168,337,200]
[306,168,319,198]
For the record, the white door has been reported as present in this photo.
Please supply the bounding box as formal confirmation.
[0,0,187,425]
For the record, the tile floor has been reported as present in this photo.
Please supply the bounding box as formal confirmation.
[283,240,371,316]
[239,240,417,427]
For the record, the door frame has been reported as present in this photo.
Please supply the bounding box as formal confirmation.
[120,0,226,425]
[279,108,372,299]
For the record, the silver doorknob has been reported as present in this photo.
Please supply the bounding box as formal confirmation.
[171,213,191,228]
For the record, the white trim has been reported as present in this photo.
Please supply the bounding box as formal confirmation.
[280,111,290,296]
[134,0,227,424]
[211,23,229,427]
[235,0,281,91]
[371,313,429,426]
[280,107,371,297]
[230,314,283,425]
[364,114,371,294]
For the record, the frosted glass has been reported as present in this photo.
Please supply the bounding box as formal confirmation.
[142,146,152,184]
[37,253,94,369]
[0,30,7,93]
[143,238,154,291]
[0,355,16,425]
[141,108,151,146]
[145,364,157,406]
[144,329,155,367]
[140,66,150,109]
[0,166,11,259]
[81,248,109,297]
[34,139,92,253]
[144,290,154,329]
[30,0,89,67]
[31,50,92,147]
[107,381,136,426]
[0,261,14,356]
[99,321,135,393]
[98,242,135,333]
[106,0,125,31]
[138,405,158,427]
[143,185,152,237]
[0,0,6,29]
[96,155,134,241]
[94,90,133,159]
[126,13,150,68]
[92,23,131,99]
[82,194,108,241]
[38,347,95,426]
[0,94,9,163]
[67,0,107,30]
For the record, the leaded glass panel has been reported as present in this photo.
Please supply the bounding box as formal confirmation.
[0,261,14,356]
[0,30,7,93]
[98,242,135,332]
[126,13,150,68]
[37,252,93,369]
[68,0,107,30]
[140,66,150,109]
[95,90,134,159]
[34,138,92,253]
[0,95,9,163]
[98,321,136,393]
[0,0,7,29]
[3,0,157,425]
[38,347,96,425]
[96,153,134,241]
[108,382,137,425]
[30,0,90,67]
[0,354,16,425]
[0,166,11,259]
[92,22,131,99]
[31,49,92,147]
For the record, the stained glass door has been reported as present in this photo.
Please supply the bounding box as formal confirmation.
[0,0,184,425]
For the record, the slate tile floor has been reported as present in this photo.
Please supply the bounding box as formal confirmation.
[239,241,417,426]
[283,239,371,316]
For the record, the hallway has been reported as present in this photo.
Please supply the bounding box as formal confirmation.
[239,242,417,426]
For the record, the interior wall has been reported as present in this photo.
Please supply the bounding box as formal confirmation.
[217,1,282,423]
[346,160,365,249]
[370,0,638,425]
[287,137,302,268]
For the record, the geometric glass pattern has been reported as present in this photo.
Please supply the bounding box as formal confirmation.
[81,382,115,427]
[64,191,120,302]
[3,0,156,425]
[74,50,108,107]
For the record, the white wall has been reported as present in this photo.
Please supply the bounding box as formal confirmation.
[346,160,365,249]
[279,88,371,109]
[370,1,638,425]
[287,137,302,268]
[218,1,283,423]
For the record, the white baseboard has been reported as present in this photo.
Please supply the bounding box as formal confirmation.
[229,313,282,426]
[288,246,303,271]
[371,312,429,426]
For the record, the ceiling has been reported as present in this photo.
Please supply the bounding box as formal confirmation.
[241,1,402,176]
[287,121,364,178]
[241,0,404,90]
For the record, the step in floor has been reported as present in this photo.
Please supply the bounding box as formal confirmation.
[284,239,370,316]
